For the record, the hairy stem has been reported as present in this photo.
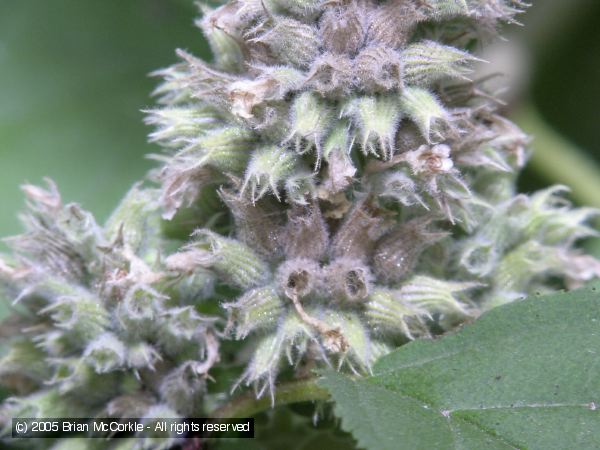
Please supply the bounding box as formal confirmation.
[212,378,330,419]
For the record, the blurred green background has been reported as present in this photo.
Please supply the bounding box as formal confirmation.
[0,0,599,274]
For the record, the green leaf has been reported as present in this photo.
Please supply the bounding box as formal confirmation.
[320,283,600,450]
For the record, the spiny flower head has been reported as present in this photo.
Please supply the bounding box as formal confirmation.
[143,0,599,401]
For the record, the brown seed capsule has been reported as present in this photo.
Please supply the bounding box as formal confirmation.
[275,258,321,299]
[218,187,285,257]
[283,202,330,260]
[367,0,425,49]
[373,218,449,284]
[330,196,391,260]
[305,53,355,96]
[319,0,368,56]
[355,45,403,92]
[324,257,373,304]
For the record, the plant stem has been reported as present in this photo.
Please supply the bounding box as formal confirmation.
[212,378,330,419]
[513,103,600,209]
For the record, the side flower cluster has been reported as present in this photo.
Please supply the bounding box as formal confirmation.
[0,181,220,449]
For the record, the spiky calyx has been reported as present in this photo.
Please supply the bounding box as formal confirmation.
[2,1,600,447]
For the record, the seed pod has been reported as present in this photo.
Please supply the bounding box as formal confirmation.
[271,0,324,18]
[219,187,285,257]
[367,0,425,49]
[422,0,470,21]
[373,218,449,284]
[355,45,404,92]
[275,258,322,299]
[330,197,391,260]
[305,53,354,96]
[319,0,367,56]
[324,257,373,304]
[252,18,319,69]
[283,202,329,260]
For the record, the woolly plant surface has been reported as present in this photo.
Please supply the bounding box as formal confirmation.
[2,0,600,449]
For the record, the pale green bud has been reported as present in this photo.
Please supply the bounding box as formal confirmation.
[224,286,284,339]
[189,126,256,173]
[159,306,215,342]
[399,87,450,143]
[145,105,220,148]
[403,40,478,86]
[521,186,599,245]
[195,230,272,290]
[287,92,332,157]
[159,363,206,416]
[116,285,166,336]
[320,122,356,195]
[197,10,244,72]
[366,289,430,340]
[242,146,299,201]
[1,389,80,427]
[493,241,564,294]
[104,185,162,261]
[284,170,316,205]
[345,95,402,159]
[83,333,127,374]
[399,275,478,318]
[127,342,162,371]
[322,311,374,373]
[0,340,47,387]
[39,292,109,343]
